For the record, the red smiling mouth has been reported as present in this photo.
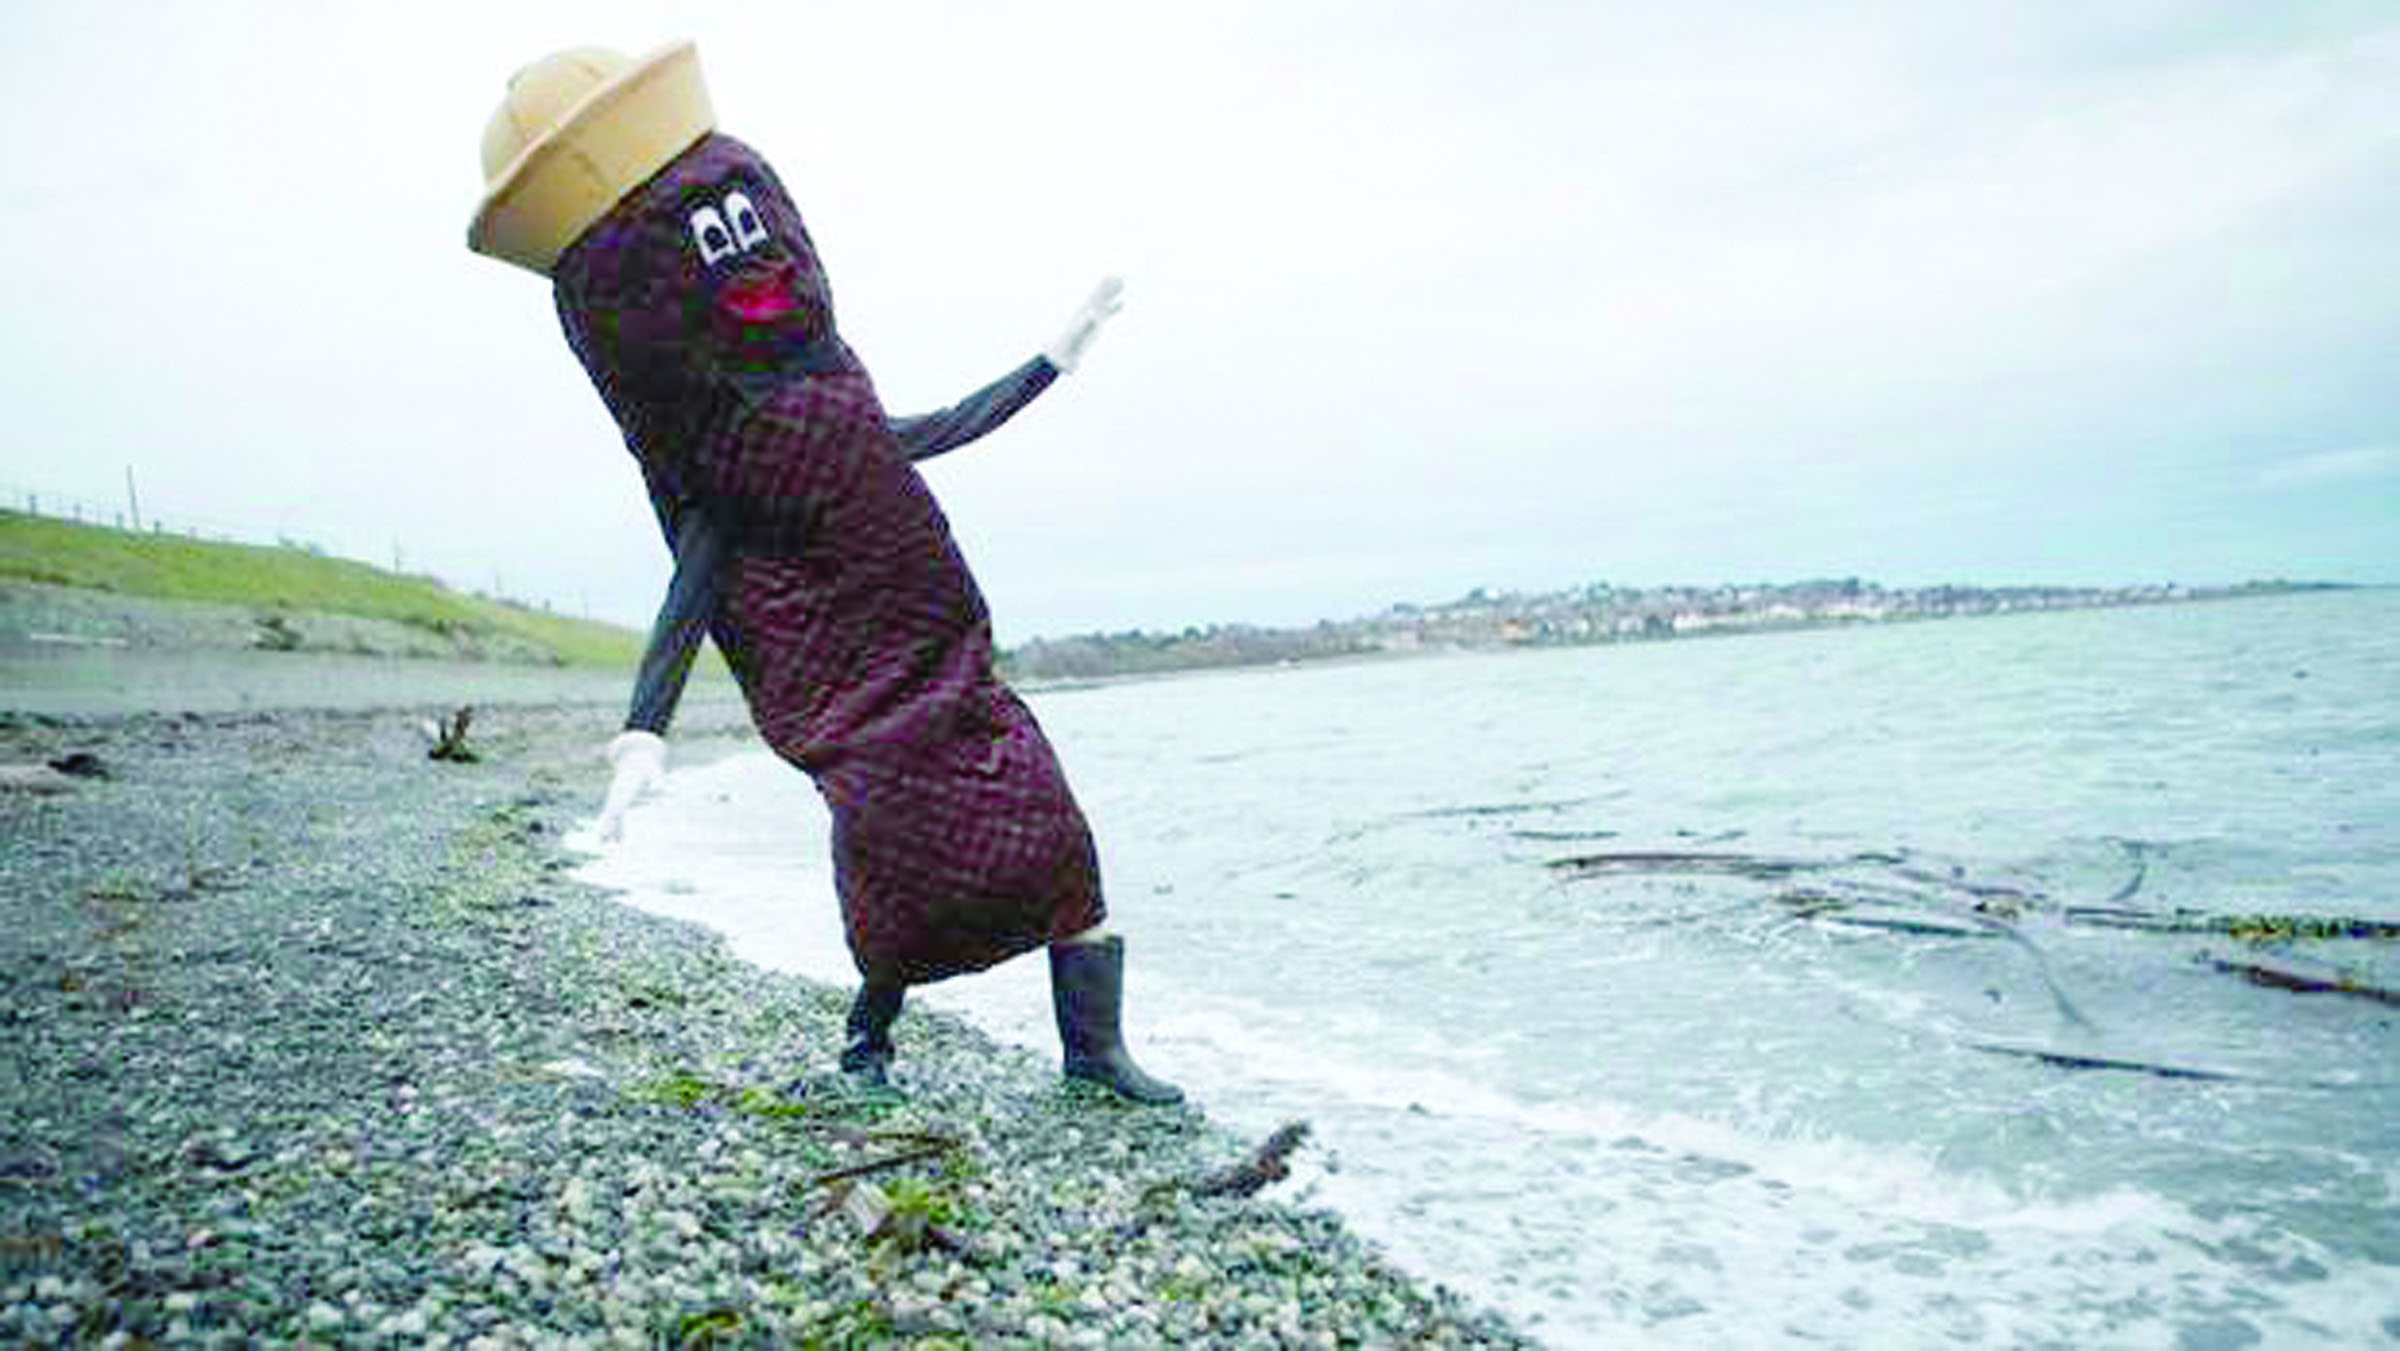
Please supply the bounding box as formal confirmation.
[719,266,798,323]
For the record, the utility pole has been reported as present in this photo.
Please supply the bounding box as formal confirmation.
[125,466,142,531]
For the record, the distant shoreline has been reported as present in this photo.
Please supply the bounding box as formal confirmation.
[998,578,2360,684]
[3,577,2365,718]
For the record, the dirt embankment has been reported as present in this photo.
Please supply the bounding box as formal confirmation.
[0,582,561,664]
[0,583,751,721]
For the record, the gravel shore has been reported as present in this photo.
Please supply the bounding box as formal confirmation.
[0,700,1532,1347]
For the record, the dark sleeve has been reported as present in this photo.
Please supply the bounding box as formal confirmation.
[887,355,1059,462]
[625,502,740,735]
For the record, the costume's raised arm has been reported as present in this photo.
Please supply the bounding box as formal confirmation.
[890,277,1124,463]
[888,356,1059,462]
[625,501,739,735]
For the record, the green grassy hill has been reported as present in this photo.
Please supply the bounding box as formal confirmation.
[1,509,645,669]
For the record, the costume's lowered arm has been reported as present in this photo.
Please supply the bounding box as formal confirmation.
[596,497,732,840]
[627,498,732,735]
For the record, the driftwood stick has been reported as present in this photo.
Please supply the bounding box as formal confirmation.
[1142,1120,1313,1208]
[806,1143,956,1189]
[427,706,480,763]
[803,1130,962,1191]
[2205,954,2400,1006]
[1192,1120,1312,1198]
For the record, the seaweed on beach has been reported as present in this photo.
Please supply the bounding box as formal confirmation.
[1964,1041,2249,1082]
[1550,842,2400,1022]
[2200,951,2400,1007]
[1546,849,1909,881]
[1551,848,2396,946]
[1547,848,2031,930]
[2066,906,2400,943]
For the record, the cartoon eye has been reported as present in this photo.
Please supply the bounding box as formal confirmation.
[725,191,769,251]
[689,206,735,265]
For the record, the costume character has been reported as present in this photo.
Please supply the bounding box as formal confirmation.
[466,41,1177,1103]
[607,351,1076,762]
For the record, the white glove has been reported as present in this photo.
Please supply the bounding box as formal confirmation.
[596,731,666,842]
[1043,276,1125,375]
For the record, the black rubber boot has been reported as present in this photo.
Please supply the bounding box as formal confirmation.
[1049,935,1183,1105]
[838,983,905,1088]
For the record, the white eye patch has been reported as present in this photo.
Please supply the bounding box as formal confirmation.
[689,206,736,266]
[689,190,771,267]
[725,191,769,250]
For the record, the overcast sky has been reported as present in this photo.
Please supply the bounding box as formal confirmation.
[2,2,2393,640]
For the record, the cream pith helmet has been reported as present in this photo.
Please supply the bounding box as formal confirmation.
[467,42,715,276]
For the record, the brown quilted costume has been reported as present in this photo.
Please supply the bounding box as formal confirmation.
[552,133,1103,985]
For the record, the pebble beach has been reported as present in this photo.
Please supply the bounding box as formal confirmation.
[0,698,1532,1347]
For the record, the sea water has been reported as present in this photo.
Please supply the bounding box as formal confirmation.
[573,588,2400,1348]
